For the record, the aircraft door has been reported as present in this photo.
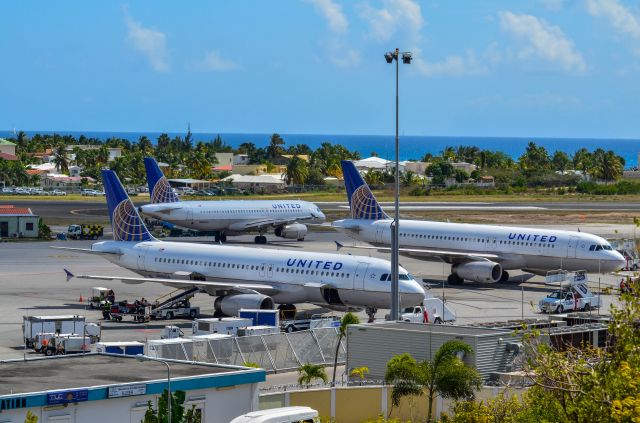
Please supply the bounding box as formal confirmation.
[375,225,386,244]
[266,263,273,278]
[187,209,194,224]
[137,246,149,271]
[353,263,369,290]
[567,236,578,258]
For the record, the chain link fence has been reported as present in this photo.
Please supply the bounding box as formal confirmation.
[147,327,345,373]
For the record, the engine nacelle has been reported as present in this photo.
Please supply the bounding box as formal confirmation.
[453,261,502,283]
[214,294,275,317]
[275,223,308,240]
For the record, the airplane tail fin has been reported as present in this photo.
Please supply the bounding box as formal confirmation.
[340,160,388,220]
[144,157,180,204]
[102,169,155,242]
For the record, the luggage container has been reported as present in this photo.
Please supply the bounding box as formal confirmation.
[95,341,145,356]
[238,309,279,327]
[192,317,253,336]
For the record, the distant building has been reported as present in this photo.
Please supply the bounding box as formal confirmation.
[450,162,478,174]
[233,154,250,165]
[476,175,495,187]
[221,174,286,192]
[0,138,17,156]
[272,154,310,165]
[0,205,39,238]
[402,161,428,175]
[65,145,122,162]
[41,174,95,188]
[69,165,83,177]
[213,152,234,171]
[233,164,287,176]
[167,178,212,190]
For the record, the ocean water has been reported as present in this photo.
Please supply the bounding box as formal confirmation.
[2,130,639,167]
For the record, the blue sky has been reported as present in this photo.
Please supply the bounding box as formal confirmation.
[1,0,640,138]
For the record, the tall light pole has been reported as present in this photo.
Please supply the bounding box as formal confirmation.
[385,48,412,321]
[137,355,172,423]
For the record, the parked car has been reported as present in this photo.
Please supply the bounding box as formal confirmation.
[1,187,14,194]
[51,189,67,196]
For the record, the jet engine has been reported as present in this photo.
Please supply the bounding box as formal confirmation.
[214,294,275,316]
[453,261,502,283]
[275,223,308,240]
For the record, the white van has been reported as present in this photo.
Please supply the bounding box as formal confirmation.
[230,407,319,423]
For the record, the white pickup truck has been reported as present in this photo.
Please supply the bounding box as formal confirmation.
[400,294,456,324]
[538,281,601,314]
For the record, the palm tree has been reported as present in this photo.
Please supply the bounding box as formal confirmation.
[283,156,309,185]
[267,133,285,159]
[138,136,153,155]
[401,170,418,187]
[297,363,328,387]
[363,170,382,187]
[52,143,70,174]
[262,160,277,173]
[385,341,482,422]
[332,312,360,386]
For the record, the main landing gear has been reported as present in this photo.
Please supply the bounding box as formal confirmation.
[254,235,267,244]
[214,232,227,243]
[500,271,510,282]
[365,306,377,323]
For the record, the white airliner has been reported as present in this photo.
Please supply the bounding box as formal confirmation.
[56,170,424,320]
[333,161,626,285]
[139,157,325,244]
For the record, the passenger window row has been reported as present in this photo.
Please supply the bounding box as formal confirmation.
[151,257,350,278]
[399,232,556,248]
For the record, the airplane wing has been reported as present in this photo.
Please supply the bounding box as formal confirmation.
[228,215,315,231]
[63,269,278,296]
[334,241,501,263]
[51,246,123,256]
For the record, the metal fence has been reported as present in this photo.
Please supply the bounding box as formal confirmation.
[147,327,345,372]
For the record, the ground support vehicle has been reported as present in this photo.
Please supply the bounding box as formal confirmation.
[399,292,456,324]
[44,335,90,356]
[539,271,601,313]
[237,325,280,336]
[280,314,340,333]
[230,406,319,423]
[109,302,151,322]
[67,224,104,240]
[88,287,114,309]
[23,315,100,348]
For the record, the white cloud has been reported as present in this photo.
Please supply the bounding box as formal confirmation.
[498,11,586,73]
[586,0,640,38]
[307,0,348,33]
[195,51,240,71]
[414,50,489,77]
[124,13,169,72]
[359,0,423,41]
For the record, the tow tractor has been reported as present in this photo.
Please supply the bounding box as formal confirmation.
[88,287,114,309]
[538,270,601,314]
[67,224,103,240]
[400,292,456,324]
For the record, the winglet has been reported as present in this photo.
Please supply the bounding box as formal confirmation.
[334,241,343,251]
[64,268,74,282]
[144,157,180,204]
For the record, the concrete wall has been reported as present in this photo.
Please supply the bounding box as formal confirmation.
[0,385,257,423]
[0,215,39,238]
[259,385,529,423]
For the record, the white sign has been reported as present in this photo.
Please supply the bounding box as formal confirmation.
[108,384,147,398]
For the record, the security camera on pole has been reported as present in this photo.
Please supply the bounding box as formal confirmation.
[384,48,412,321]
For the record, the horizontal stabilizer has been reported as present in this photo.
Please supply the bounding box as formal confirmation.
[50,246,122,255]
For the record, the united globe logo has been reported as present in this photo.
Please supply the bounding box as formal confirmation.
[151,177,179,204]
[351,185,385,220]
[112,200,149,241]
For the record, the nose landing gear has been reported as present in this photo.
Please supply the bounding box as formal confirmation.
[365,306,377,323]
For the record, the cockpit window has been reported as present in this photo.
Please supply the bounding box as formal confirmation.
[380,273,389,281]
[603,245,612,250]
[595,245,603,251]
[398,274,412,281]
[589,245,595,251]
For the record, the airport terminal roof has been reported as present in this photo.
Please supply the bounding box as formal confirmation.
[0,353,265,397]
[0,205,34,216]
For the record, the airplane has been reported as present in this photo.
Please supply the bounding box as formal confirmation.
[139,157,325,244]
[56,169,425,321]
[332,160,626,285]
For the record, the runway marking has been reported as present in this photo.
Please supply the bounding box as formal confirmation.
[337,206,547,211]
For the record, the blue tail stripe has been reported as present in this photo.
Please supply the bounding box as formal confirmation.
[102,170,154,242]
[340,160,388,220]
[144,157,180,204]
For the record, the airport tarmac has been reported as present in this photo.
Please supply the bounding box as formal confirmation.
[0,228,625,360]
